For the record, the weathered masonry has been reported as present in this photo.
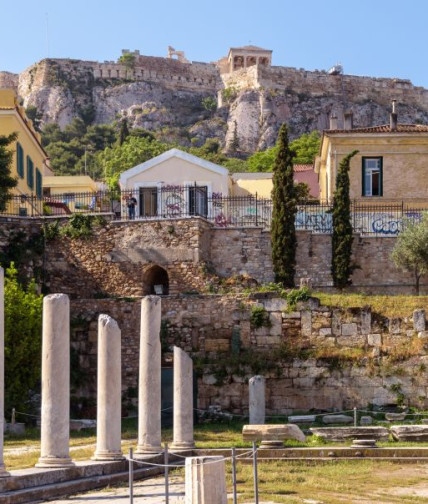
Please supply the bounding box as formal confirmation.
[0,216,425,295]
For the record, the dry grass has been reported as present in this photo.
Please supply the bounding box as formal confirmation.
[315,292,428,318]
[227,460,428,503]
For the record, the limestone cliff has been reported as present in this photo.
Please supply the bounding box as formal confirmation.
[2,55,428,153]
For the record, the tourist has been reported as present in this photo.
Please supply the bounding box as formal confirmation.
[127,194,137,220]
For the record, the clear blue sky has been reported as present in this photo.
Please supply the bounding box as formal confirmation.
[2,0,428,88]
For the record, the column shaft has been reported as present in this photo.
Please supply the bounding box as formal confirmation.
[136,296,162,455]
[93,314,123,460]
[37,294,73,467]
[171,346,194,450]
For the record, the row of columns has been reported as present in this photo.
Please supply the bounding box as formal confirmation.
[0,287,194,472]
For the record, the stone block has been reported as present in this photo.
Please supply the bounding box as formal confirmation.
[282,311,301,319]
[385,412,406,421]
[389,318,401,334]
[418,331,428,340]
[301,310,312,337]
[322,414,353,424]
[319,328,332,337]
[391,425,428,442]
[309,426,389,441]
[361,307,372,335]
[185,456,227,504]
[242,424,305,443]
[263,298,288,312]
[341,323,358,336]
[413,309,426,332]
[205,339,230,352]
[288,415,316,424]
[367,333,382,347]
[360,416,373,425]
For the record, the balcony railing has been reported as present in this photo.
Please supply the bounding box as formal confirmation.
[1,189,427,236]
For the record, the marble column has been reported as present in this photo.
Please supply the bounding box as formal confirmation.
[185,456,227,504]
[37,294,73,467]
[135,296,162,456]
[171,346,195,451]
[93,315,124,460]
[0,268,9,476]
[249,375,265,425]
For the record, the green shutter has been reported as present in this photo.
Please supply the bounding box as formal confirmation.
[36,168,42,198]
[27,156,34,190]
[17,143,24,178]
[379,157,383,197]
[361,158,365,196]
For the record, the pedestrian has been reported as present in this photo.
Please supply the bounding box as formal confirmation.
[127,194,137,220]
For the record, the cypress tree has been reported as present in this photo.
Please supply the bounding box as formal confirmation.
[271,124,297,287]
[331,150,358,289]
[119,117,130,146]
[0,133,18,212]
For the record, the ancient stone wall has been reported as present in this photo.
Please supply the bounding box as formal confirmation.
[44,218,213,298]
[69,294,428,415]
[0,216,424,295]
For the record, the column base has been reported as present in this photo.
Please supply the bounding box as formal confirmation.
[92,450,124,461]
[170,441,195,452]
[134,444,162,458]
[0,463,10,478]
[36,456,75,468]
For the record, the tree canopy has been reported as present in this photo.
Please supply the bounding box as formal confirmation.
[271,124,297,287]
[0,133,18,212]
[331,150,358,289]
[391,213,428,295]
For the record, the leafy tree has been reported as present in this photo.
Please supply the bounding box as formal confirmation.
[119,118,130,146]
[271,124,297,287]
[41,123,64,146]
[290,130,321,164]
[391,213,428,295]
[118,53,136,70]
[4,263,43,413]
[98,135,170,189]
[247,130,321,172]
[331,150,358,289]
[0,133,18,212]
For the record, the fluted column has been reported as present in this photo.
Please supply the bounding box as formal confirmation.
[135,296,162,456]
[37,294,73,467]
[171,346,195,451]
[93,314,124,460]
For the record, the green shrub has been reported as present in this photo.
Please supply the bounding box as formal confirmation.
[250,306,271,329]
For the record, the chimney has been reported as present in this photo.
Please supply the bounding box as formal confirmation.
[390,99,397,131]
[329,114,338,130]
[344,111,353,130]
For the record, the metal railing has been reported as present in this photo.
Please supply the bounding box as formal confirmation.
[2,188,428,236]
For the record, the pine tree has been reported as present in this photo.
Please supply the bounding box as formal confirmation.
[271,124,297,287]
[119,118,130,146]
[331,150,358,289]
[0,133,18,212]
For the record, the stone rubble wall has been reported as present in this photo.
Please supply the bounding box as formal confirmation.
[0,217,423,295]
[69,295,428,415]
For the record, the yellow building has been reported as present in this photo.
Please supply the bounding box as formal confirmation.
[43,175,98,213]
[0,89,52,215]
[315,112,428,204]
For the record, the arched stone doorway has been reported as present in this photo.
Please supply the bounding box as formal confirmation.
[143,265,169,295]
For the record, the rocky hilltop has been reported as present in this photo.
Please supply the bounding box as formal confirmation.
[2,49,428,153]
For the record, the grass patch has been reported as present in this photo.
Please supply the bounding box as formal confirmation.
[315,292,428,318]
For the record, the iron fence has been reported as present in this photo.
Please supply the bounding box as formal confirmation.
[2,188,428,236]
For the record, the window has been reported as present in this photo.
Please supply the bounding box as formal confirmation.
[36,168,42,198]
[362,157,382,196]
[27,156,34,190]
[17,143,24,178]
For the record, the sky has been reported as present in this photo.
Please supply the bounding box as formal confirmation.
[1,0,428,88]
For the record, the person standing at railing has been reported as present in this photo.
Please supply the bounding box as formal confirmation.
[127,195,138,220]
